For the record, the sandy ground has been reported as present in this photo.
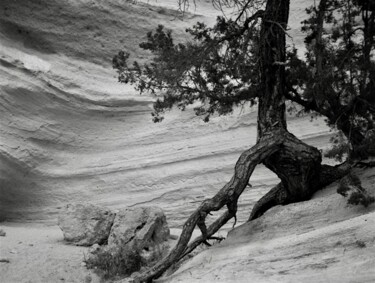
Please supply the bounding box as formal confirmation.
[0,223,101,283]
[0,223,201,283]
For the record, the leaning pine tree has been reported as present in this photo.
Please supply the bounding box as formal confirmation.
[112,0,374,281]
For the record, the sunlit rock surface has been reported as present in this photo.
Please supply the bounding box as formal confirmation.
[58,203,115,246]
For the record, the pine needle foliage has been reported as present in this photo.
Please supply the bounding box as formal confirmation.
[113,12,264,122]
[288,0,375,157]
[113,0,374,158]
[337,172,375,207]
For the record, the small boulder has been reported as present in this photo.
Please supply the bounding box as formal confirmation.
[108,206,170,265]
[108,206,170,248]
[58,203,115,246]
[0,229,6,237]
[86,206,170,276]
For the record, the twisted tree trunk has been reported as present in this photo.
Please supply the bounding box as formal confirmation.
[257,0,322,204]
[249,0,350,220]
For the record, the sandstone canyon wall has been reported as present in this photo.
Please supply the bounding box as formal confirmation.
[0,0,330,228]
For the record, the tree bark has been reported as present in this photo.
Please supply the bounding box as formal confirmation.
[257,0,323,203]
[257,0,289,137]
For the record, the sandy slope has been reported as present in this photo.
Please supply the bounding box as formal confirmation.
[158,168,375,283]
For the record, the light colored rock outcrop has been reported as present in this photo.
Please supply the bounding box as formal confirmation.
[87,206,170,269]
[109,206,170,247]
[58,203,115,246]
[110,206,170,264]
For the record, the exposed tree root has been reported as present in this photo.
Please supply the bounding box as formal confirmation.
[248,182,288,220]
[132,129,356,282]
[132,130,286,282]
[249,161,352,220]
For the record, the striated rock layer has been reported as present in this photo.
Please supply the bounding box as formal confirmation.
[0,0,328,229]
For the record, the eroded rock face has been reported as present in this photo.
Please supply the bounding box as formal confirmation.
[58,203,115,246]
[110,206,170,265]
[109,206,170,247]
[87,206,170,271]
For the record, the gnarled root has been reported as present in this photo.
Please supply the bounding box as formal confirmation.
[248,182,288,220]
[249,161,352,221]
[132,130,351,282]
[132,131,286,283]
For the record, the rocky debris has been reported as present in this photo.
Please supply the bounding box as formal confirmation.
[0,229,6,236]
[0,258,10,263]
[86,206,170,275]
[58,203,115,246]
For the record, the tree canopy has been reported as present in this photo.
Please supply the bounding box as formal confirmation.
[113,0,374,157]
